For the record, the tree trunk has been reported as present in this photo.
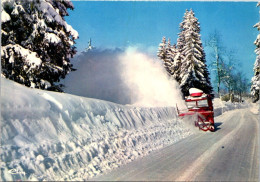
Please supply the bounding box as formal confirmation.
[216,47,221,97]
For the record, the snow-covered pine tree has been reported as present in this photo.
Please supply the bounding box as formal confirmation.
[179,9,213,96]
[1,0,78,91]
[158,38,180,77]
[157,36,167,61]
[162,38,174,75]
[176,9,189,63]
[170,9,189,84]
[168,43,182,82]
[158,36,175,75]
[86,38,95,51]
[251,2,260,102]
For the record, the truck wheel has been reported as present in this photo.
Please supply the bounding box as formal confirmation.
[197,115,210,131]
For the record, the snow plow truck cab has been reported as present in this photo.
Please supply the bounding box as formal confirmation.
[177,88,215,132]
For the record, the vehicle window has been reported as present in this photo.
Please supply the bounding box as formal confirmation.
[197,100,208,107]
[186,101,197,108]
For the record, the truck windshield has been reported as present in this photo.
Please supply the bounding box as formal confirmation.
[186,101,197,109]
[197,99,208,107]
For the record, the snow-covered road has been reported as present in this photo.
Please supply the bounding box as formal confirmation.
[92,108,259,181]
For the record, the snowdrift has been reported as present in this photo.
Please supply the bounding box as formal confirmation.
[0,78,191,181]
[213,98,250,117]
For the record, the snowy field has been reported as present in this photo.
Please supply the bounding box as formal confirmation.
[0,77,252,181]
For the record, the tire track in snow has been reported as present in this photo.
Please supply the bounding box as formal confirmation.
[245,111,259,181]
[175,110,245,181]
[93,108,258,181]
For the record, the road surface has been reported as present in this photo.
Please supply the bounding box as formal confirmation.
[92,108,259,181]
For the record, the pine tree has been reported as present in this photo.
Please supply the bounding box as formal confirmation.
[173,9,190,84]
[251,2,260,102]
[176,9,189,63]
[157,36,167,61]
[178,9,213,96]
[166,43,181,81]
[158,38,180,77]
[169,44,182,82]
[158,36,174,75]
[1,0,78,91]
[162,38,174,75]
[86,38,95,51]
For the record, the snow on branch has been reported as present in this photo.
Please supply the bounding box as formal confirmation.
[44,33,61,44]
[3,44,42,68]
[1,9,10,23]
[37,1,79,39]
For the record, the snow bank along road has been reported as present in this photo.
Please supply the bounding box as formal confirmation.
[0,78,191,181]
[93,108,259,181]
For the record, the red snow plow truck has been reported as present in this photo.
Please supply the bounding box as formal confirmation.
[176,88,215,132]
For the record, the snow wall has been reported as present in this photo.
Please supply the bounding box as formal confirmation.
[0,78,191,181]
[213,98,250,117]
[62,47,185,108]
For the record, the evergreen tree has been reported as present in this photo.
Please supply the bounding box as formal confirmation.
[158,36,175,75]
[173,44,182,82]
[251,2,260,102]
[157,11,189,81]
[176,9,189,63]
[157,36,167,61]
[1,0,78,91]
[167,43,181,82]
[178,9,213,96]
[163,38,174,75]
[158,37,180,78]
[86,38,95,51]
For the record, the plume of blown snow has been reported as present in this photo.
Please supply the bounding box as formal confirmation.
[119,47,184,107]
[63,47,185,108]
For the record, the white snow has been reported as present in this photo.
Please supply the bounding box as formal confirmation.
[120,47,184,107]
[189,88,203,95]
[11,4,25,15]
[41,93,63,110]
[249,101,259,114]
[213,98,250,117]
[37,1,78,39]
[0,67,252,181]
[1,4,254,180]
[44,33,61,44]
[2,44,42,68]
[1,9,10,23]
[63,47,185,108]
[0,77,191,181]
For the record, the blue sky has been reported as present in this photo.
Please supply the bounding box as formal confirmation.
[66,1,259,81]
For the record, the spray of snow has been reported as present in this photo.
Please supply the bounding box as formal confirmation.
[119,47,184,107]
[64,47,186,108]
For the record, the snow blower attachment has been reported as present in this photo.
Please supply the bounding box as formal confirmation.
[176,88,215,132]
